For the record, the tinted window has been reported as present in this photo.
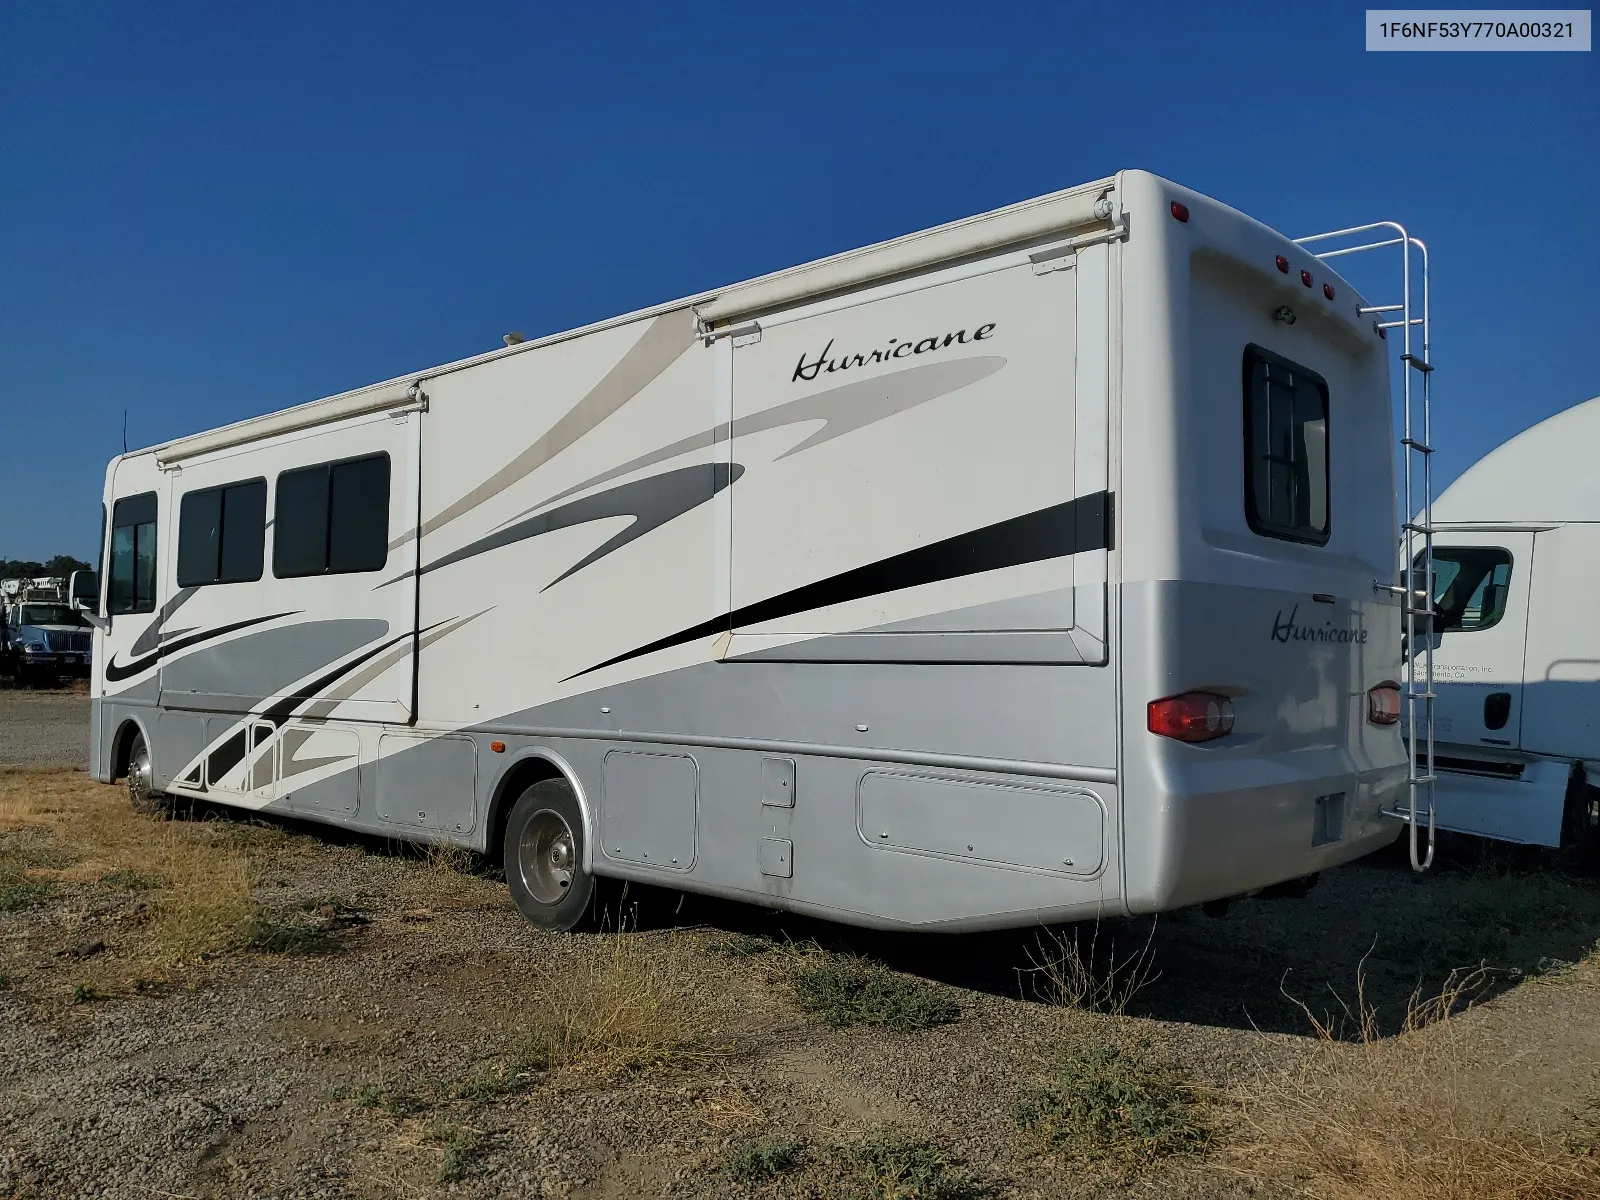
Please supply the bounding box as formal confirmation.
[109,492,158,614]
[1243,346,1330,545]
[177,479,266,587]
[273,453,390,578]
[1420,547,1513,633]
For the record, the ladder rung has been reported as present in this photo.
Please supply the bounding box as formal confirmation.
[1404,692,1436,700]
[1402,353,1434,373]
[1401,438,1433,453]
[1410,775,1437,785]
[1402,522,1433,535]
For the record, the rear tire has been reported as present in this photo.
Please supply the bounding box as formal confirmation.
[125,729,161,815]
[503,777,597,932]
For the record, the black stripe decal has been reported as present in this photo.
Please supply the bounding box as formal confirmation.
[263,621,448,727]
[567,490,1113,680]
[105,611,299,682]
[382,462,742,591]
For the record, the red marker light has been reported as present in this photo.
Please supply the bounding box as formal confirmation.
[1148,692,1235,743]
[1301,270,1313,288]
[1367,683,1401,726]
[1275,255,1290,274]
[1170,201,1190,223]
[1323,282,1336,300]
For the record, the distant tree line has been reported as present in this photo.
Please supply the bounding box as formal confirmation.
[0,556,92,579]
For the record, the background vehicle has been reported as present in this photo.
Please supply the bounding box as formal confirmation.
[83,170,1410,932]
[1413,393,1600,850]
[1,579,93,686]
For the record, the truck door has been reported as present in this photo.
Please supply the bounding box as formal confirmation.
[1421,531,1534,751]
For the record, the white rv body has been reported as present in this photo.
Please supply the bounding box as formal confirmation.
[1417,394,1600,848]
[87,170,1407,931]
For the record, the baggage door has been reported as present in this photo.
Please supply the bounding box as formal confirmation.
[1422,531,1533,750]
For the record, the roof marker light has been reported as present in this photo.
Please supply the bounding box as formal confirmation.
[1323,283,1336,300]
[1170,201,1190,223]
[1301,270,1313,288]
[1275,255,1290,274]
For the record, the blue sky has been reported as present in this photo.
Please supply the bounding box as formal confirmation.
[2,2,1595,561]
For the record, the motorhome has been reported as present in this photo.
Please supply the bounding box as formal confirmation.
[1413,394,1600,849]
[82,170,1411,932]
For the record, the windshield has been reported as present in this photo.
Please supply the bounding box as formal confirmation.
[12,604,86,628]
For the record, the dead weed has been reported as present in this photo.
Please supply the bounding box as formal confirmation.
[1226,960,1600,1200]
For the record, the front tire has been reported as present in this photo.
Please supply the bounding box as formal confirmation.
[125,730,161,815]
[503,777,597,932]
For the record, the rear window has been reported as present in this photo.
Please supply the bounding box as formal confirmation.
[1243,346,1330,545]
[1420,547,1513,633]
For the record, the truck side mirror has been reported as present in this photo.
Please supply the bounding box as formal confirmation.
[69,569,108,631]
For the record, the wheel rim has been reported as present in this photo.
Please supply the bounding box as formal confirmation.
[518,807,577,905]
[127,741,153,810]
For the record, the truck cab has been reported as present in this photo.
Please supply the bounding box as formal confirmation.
[1417,394,1600,850]
[1,584,93,686]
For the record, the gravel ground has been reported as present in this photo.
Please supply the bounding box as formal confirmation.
[0,686,89,769]
[2,692,1598,1199]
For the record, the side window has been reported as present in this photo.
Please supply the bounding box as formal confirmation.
[273,453,390,578]
[1243,345,1330,545]
[109,492,158,614]
[177,479,267,587]
[1421,548,1513,633]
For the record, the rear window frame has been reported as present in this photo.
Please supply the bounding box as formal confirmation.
[1241,344,1332,547]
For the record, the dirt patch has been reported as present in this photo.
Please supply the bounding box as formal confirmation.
[1,764,1598,1199]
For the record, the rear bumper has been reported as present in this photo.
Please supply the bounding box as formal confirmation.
[1126,756,1407,913]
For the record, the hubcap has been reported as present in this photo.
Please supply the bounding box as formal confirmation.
[127,742,153,811]
[518,808,577,905]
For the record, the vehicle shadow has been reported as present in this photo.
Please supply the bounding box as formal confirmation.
[161,793,1600,1040]
[619,833,1600,1039]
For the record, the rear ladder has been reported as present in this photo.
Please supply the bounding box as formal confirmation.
[1294,222,1436,872]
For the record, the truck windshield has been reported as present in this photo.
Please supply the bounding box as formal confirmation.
[14,605,86,628]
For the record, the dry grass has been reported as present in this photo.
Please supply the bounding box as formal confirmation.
[0,767,260,986]
[1225,961,1600,1200]
[526,926,717,1073]
[1022,919,1161,1015]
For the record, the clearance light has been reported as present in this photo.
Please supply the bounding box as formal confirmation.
[1367,683,1402,726]
[1275,255,1290,273]
[1170,201,1190,222]
[490,740,506,753]
[1148,692,1235,743]
[1323,282,1336,300]
[1301,270,1313,288]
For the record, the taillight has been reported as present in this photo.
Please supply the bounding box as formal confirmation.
[1148,692,1235,743]
[1368,682,1401,726]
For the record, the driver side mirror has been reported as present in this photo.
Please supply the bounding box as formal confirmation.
[69,569,108,631]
